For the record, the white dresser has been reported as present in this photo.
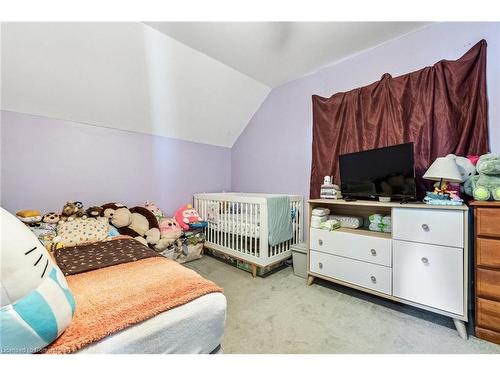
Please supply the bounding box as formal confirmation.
[307,199,469,339]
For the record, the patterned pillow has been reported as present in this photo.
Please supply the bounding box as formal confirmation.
[56,217,110,246]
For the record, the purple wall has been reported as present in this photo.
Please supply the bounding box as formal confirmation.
[2,23,499,223]
[1,110,231,216]
[231,23,500,203]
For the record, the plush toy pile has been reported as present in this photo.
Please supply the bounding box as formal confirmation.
[101,203,170,251]
[464,154,500,201]
[13,200,208,263]
[1,198,210,353]
[422,153,500,203]
[150,202,208,263]
[424,154,479,205]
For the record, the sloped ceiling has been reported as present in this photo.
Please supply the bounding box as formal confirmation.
[1,22,430,147]
[145,22,431,87]
[1,22,270,147]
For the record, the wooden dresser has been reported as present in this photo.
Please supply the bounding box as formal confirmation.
[471,201,500,344]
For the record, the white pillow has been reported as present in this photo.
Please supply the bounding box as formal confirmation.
[56,217,110,247]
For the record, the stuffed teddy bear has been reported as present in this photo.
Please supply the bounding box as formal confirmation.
[102,203,169,250]
[0,207,75,353]
[101,202,126,219]
[464,154,500,201]
[60,201,86,222]
[159,217,182,245]
[86,206,103,218]
[42,212,60,225]
[28,212,61,247]
[174,204,205,231]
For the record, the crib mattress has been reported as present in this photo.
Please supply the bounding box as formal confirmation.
[77,292,226,354]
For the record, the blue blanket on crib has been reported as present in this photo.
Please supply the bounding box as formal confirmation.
[267,195,293,246]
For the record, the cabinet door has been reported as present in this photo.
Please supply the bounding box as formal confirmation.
[393,240,464,315]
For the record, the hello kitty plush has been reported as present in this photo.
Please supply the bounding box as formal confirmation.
[174,204,204,231]
[0,207,75,353]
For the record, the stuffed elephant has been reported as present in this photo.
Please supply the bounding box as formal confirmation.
[464,154,500,201]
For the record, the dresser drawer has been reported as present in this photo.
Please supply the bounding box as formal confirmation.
[477,238,500,269]
[393,240,464,315]
[309,228,392,266]
[309,250,392,295]
[477,208,500,237]
[477,268,500,302]
[392,208,463,248]
[477,298,500,332]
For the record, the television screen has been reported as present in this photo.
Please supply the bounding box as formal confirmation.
[339,143,416,200]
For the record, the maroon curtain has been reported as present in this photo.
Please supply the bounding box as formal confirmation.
[310,40,489,199]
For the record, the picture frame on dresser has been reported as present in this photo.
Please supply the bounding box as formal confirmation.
[307,199,470,339]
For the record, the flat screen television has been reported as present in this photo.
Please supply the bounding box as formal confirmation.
[339,143,416,200]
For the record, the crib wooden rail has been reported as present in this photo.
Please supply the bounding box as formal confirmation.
[194,193,303,277]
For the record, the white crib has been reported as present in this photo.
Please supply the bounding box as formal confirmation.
[194,193,303,277]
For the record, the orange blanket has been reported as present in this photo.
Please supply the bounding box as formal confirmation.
[44,257,222,354]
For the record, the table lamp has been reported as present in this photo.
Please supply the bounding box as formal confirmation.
[423,155,463,193]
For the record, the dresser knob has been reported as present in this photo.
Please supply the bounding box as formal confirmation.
[370,276,377,283]
[421,224,429,231]
[371,249,377,256]
[318,262,323,269]
[421,257,429,264]
[318,239,323,246]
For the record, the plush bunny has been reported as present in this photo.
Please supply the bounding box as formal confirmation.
[145,201,164,221]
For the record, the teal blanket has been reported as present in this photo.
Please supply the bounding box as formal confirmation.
[267,196,293,246]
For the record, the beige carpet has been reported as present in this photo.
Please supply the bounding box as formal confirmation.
[187,255,500,354]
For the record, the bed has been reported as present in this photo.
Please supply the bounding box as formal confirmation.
[194,193,303,277]
[78,293,226,354]
[46,238,226,354]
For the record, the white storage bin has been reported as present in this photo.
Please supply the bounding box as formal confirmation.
[291,242,307,278]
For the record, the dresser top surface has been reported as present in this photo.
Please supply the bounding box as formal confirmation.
[308,198,469,211]
[470,201,500,208]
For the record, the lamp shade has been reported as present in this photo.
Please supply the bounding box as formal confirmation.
[423,155,463,183]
